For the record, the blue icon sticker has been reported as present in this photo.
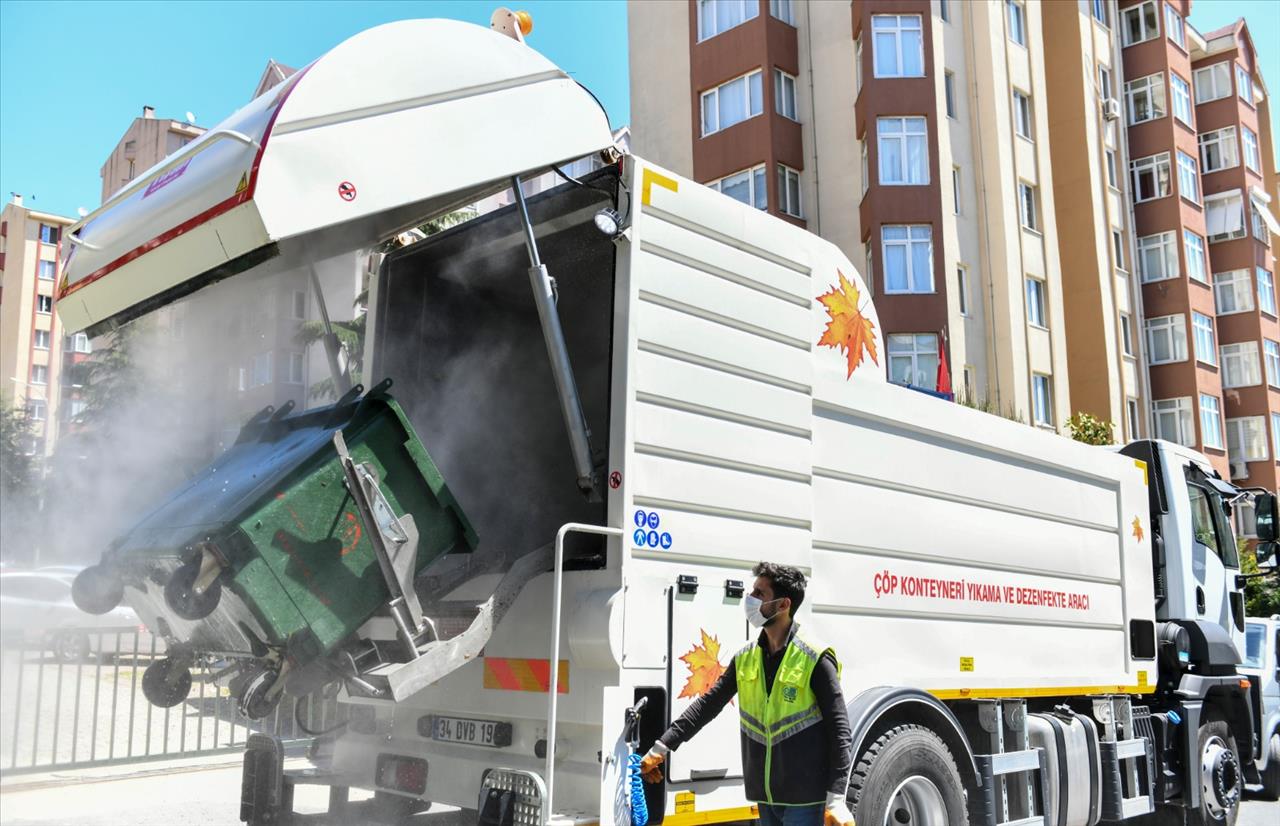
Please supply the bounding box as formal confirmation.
[646,511,661,530]
[647,530,660,548]
[633,529,648,547]
[659,532,673,549]
[633,510,648,528]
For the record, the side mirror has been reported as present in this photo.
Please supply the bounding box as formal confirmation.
[1255,492,1278,542]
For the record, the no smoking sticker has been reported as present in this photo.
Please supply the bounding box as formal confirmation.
[338,181,357,201]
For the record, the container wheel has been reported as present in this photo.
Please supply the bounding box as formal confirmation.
[1260,732,1280,801]
[51,631,91,663]
[239,668,282,720]
[72,565,124,615]
[142,657,193,708]
[848,724,968,826]
[164,559,222,620]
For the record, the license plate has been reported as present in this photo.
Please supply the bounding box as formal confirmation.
[431,715,511,748]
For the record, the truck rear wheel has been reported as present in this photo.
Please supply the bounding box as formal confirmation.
[848,724,967,826]
[1258,731,1280,801]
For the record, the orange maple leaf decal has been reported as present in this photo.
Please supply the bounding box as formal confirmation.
[678,629,726,699]
[1132,517,1144,543]
[817,270,878,378]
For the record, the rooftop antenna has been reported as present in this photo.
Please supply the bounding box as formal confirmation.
[77,207,88,217]
[185,111,197,124]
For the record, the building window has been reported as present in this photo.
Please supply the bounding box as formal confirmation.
[1112,230,1126,269]
[957,265,969,316]
[1012,89,1033,139]
[287,352,305,384]
[1105,149,1118,188]
[855,36,863,93]
[1236,64,1253,104]
[38,224,60,244]
[249,352,273,388]
[769,0,795,26]
[1121,1,1159,47]
[1215,269,1255,315]
[37,260,55,280]
[1098,64,1113,100]
[1193,62,1231,103]
[877,117,928,185]
[1018,183,1039,231]
[861,140,869,196]
[882,225,933,294]
[1164,3,1185,48]
[888,333,939,390]
[701,70,763,137]
[1192,312,1217,365]
[872,14,924,78]
[64,332,90,353]
[777,164,802,218]
[1025,277,1046,328]
[1265,339,1280,387]
[1200,395,1224,450]
[1176,152,1199,204]
[1242,126,1260,173]
[1184,230,1207,283]
[1170,72,1193,126]
[292,290,307,320]
[952,167,961,214]
[1273,413,1280,458]
[864,241,874,293]
[1199,126,1239,173]
[1258,268,1277,316]
[1253,202,1271,246]
[1120,314,1134,356]
[36,294,52,314]
[28,401,46,422]
[1130,153,1170,202]
[1125,73,1166,125]
[1006,1,1026,47]
[1221,342,1262,388]
[1227,416,1268,462]
[1092,0,1110,27]
[34,329,50,350]
[1205,190,1246,242]
[1145,314,1187,364]
[1153,397,1195,447]
[697,0,758,42]
[939,0,949,23]
[1032,374,1053,427]
[1127,398,1141,439]
[944,71,957,118]
[1138,232,1177,283]
[708,164,768,210]
[774,69,798,120]
[30,364,48,385]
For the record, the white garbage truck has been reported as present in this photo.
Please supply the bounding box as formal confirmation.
[57,12,1277,826]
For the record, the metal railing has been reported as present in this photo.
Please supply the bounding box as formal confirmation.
[0,628,336,775]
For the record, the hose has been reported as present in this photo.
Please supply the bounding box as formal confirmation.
[294,693,349,737]
[627,751,648,826]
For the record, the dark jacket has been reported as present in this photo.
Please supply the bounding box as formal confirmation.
[658,622,852,805]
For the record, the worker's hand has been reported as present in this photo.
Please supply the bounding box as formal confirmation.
[639,741,669,783]
[825,794,855,826]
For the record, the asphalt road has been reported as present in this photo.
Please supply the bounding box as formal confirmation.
[0,762,1276,826]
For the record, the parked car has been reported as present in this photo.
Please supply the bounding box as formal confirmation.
[0,571,164,662]
[1243,615,1280,800]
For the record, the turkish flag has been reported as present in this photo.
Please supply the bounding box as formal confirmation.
[936,331,952,396]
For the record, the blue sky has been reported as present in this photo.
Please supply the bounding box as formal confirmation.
[0,0,630,218]
[0,1,1277,219]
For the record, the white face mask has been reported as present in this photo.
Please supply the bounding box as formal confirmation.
[744,596,782,628]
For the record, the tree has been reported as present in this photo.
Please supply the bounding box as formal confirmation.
[0,397,40,564]
[1240,537,1280,617]
[295,210,476,400]
[1066,412,1116,446]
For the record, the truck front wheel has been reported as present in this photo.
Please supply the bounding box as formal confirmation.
[848,724,967,826]
[1191,719,1241,825]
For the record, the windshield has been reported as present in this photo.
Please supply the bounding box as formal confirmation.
[1243,623,1266,669]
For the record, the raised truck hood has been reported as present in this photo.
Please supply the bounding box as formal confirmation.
[56,18,615,334]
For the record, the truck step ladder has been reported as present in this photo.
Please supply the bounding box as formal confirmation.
[973,699,1049,826]
[1094,698,1156,820]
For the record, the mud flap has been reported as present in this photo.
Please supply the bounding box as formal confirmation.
[241,733,291,825]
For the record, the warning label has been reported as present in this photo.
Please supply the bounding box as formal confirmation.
[872,570,1091,611]
[235,172,249,194]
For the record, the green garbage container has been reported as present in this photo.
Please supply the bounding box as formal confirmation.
[75,380,476,710]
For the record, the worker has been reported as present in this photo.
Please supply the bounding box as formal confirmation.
[640,562,854,826]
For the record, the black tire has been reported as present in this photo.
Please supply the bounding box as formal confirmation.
[142,657,193,708]
[848,724,968,826]
[1259,732,1280,802]
[1186,718,1241,826]
[164,560,222,621]
[51,631,90,663]
[72,565,124,615]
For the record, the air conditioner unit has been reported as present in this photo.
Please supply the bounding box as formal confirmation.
[1102,98,1122,121]
[1229,460,1249,480]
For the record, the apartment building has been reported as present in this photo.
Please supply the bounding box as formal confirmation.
[1117,1,1280,495]
[1043,0,1149,442]
[0,196,79,459]
[99,106,206,204]
[630,0,1106,431]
